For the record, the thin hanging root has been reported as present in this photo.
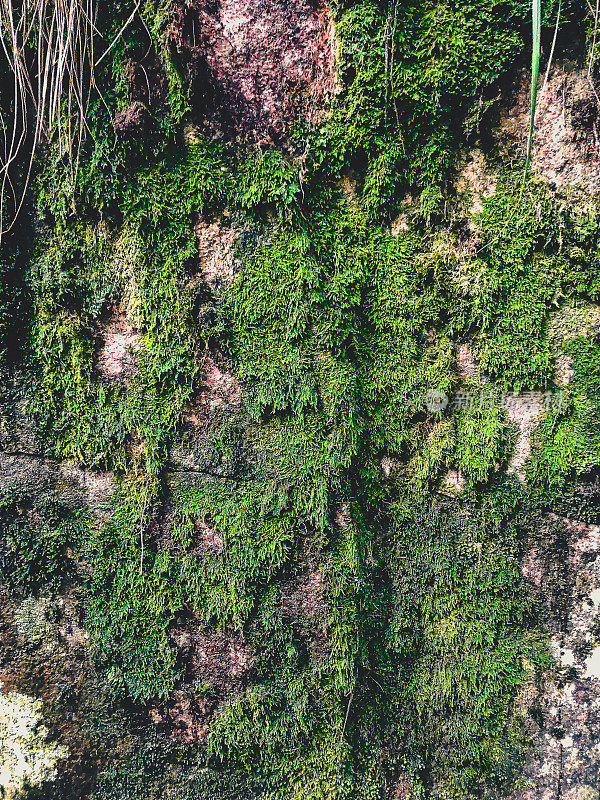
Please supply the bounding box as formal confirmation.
[541,0,561,99]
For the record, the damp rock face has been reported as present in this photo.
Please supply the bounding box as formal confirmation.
[164,0,338,144]
[0,684,68,799]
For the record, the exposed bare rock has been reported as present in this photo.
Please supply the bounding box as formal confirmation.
[334,503,350,528]
[0,454,115,511]
[440,468,465,496]
[13,597,59,648]
[113,53,168,134]
[150,503,225,556]
[95,311,140,382]
[380,454,402,480]
[556,352,575,387]
[339,166,360,207]
[151,623,254,742]
[392,776,415,800]
[191,518,225,554]
[0,373,44,455]
[499,65,600,193]
[456,343,477,378]
[184,349,242,427]
[56,593,89,649]
[390,195,417,236]
[113,101,148,134]
[195,214,238,292]
[280,571,324,619]
[0,596,129,797]
[455,148,497,215]
[164,0,339,145]
[0,681,68,799]
[549,302,600,343]
[514,517,600,799]
[124,56,168,109]
[504,391,544,480]
[548,301,600,387]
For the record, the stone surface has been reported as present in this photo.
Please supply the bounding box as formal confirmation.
[499,65,600,194]
[514,518,600,799]
[165,0,339,145]
[0,453,115,510]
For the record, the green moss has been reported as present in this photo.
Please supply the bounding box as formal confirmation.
[0,492,86,596]
[4,0,600,797]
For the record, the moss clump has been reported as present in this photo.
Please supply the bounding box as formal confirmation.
[0,492,85,597]
[2,0,600,798]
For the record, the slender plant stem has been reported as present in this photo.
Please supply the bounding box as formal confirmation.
[526,0,542,169]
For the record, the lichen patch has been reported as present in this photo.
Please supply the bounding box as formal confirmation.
[0,684,68,799]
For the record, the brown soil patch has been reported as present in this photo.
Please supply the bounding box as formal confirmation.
[170,624,252,691]
[95,311,139,382]
[191,518,224,553]
[164,0,339,145]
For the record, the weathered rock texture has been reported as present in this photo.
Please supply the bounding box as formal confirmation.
[500,65,600,193]
[149,621,253,743]
[165,0,339,144]
[515,515,600,799]
[95,310,140,383]
[0,682,68,799]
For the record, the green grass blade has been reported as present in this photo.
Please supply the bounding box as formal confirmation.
[526,0,542,168]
